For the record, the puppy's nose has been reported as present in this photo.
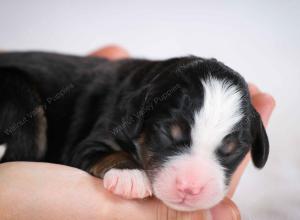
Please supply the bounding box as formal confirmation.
[176,179,203,196]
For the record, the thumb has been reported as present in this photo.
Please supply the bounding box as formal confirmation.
[154,201,210,220]
[210,197,241,220]
[251,93,276,126]
[88,45,130,60]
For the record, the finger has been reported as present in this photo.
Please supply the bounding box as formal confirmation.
[210,197,241,220]
[226,153,251,198]
[248,83,261,97]
[251,93,276,126]
[155,202,209,220]
[89,45,130,60]
[227,94,275,197]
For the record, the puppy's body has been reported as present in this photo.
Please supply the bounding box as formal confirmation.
[0,52,149,164]
[0,52,269,210]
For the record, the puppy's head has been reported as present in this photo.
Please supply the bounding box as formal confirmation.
[125,57,269,211]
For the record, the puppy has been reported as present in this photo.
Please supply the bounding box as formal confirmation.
[0,52,269,211]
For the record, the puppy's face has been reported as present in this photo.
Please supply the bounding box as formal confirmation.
[134,59,269,211]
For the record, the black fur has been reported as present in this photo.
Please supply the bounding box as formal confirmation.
[0,52,269,183]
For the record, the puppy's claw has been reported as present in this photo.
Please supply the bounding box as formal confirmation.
[103,169,152,199]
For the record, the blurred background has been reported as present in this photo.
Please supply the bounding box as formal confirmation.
[0,0,299,219]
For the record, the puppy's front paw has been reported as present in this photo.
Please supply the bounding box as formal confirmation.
[103,168,152,199]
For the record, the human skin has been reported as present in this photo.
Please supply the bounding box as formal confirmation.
[0,46,275,220]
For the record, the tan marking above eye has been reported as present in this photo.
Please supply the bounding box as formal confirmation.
[170,124,183,140]
[222,141,237,155]
[137,132,145,147]
[136,132,152,166]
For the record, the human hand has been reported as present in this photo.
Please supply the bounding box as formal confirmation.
[89,45,276,219]
[211,83,275,220]
[0,46,275,220]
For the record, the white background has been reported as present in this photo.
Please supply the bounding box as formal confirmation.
[1,0,299,219]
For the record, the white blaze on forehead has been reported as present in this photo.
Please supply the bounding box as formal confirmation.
[191,77,244,155]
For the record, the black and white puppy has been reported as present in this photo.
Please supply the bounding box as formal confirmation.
[0,52,269,211]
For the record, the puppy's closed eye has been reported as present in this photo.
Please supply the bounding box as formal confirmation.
[217,134,241,157]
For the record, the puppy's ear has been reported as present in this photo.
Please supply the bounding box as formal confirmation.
[250,106,269,168]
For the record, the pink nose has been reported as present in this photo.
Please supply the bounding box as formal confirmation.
[176,179,203,196]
